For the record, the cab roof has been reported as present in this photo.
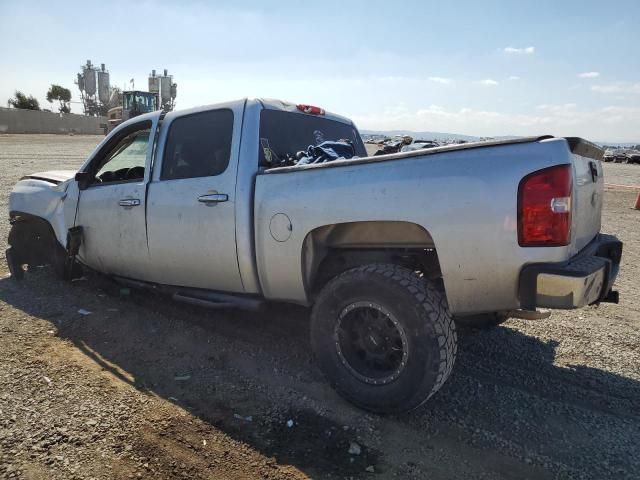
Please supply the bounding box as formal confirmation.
[165,98,355,127]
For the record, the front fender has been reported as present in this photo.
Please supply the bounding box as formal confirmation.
[9,175,76,247]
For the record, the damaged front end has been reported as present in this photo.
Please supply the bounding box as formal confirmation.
[7,170,82,281]
[7,213,84,281]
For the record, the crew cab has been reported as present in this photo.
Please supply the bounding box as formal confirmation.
[7,98,622,412]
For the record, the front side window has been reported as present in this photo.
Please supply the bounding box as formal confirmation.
[91,123,151,184]
[161,109,234,180]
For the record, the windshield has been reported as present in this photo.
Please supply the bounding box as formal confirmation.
[258,109,366,166]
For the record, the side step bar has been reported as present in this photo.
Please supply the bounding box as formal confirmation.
[172,289,264,311]
[172,293,236,310]
[113,276,264,312]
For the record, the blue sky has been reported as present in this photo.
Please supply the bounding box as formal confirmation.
[1,0,639,142]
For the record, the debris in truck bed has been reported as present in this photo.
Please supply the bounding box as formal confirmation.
[295,140,357,165]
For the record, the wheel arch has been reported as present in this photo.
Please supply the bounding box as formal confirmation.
[301,220,442,298]
[9,211,58,239]
[8,211,63,267]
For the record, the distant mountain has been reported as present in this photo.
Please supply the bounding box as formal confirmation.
[597,142,640,149]
[361,130,638,147]
[360,129,480,142]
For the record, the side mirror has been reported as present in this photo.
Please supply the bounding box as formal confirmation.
[75,171,92,190]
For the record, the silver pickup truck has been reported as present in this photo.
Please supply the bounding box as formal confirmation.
[7,98,622,412]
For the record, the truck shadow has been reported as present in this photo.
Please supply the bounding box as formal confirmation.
[1,269,638,478]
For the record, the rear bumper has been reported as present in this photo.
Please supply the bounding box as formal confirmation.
[519,234,622,310]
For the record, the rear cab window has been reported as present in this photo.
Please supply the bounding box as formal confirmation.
[258,109,366,167]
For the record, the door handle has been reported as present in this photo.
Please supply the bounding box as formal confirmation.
[119,198,141,207]
[198,193,228,204]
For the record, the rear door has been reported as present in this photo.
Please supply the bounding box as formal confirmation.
[145,106,245,292]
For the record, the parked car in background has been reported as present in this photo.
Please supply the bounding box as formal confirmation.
[400,140,440,152]
[373,135,413,155]
[613,150,630,163]
[625,151,640,164]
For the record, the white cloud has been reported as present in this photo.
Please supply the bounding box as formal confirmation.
[478,79,499,86]
[427,77,452,84]
[351,104,640,142]
[504,46,535,54]
[508,76,520,81]
[535,104,578,117]
[578,71,600,78]
[591,82,640,94]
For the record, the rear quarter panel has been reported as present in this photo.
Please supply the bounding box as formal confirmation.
[254,138,577,314]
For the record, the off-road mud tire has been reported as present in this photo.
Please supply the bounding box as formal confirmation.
[310,264,457,413]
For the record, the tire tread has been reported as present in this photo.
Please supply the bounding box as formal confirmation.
[312,263,457,411]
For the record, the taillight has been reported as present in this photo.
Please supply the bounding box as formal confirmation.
[518,164,572,246]
[297,104,325,115]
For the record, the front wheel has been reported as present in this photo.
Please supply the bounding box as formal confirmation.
[310,264,457,413]
[6,247,24,281]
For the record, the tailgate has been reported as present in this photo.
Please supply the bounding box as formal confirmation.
[566,138,604,254]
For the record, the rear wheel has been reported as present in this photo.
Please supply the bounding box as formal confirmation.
[310,264,457,413]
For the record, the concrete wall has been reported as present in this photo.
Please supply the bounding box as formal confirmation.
[0,107,106,135]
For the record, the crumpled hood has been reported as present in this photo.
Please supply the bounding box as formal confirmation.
[21,170,77,185]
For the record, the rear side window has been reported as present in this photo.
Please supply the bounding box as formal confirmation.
[258,109,366,166]
[161,109,234,180]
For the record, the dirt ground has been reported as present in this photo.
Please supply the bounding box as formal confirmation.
[0,134,638,480]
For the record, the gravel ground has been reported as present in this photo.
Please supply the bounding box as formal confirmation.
[600,162,640,188]
[0,134,639,480]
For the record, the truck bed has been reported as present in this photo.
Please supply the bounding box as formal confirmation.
[264,135,603,174]
[254,136,604,314]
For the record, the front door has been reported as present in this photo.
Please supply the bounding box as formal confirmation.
[75,120,154,279]
[145,107,244,292]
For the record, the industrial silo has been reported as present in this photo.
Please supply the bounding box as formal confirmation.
[160,69,172,107]
[97,63,110,104]
[83,61,96,97]
[76,73,85,92]
[148,69,159,95]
